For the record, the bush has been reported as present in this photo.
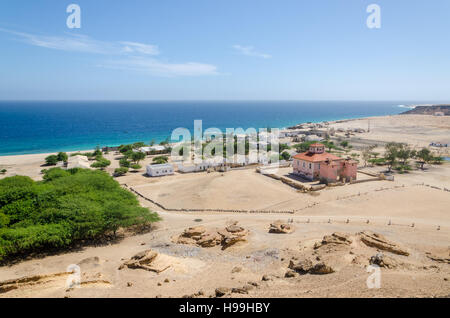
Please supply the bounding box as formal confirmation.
[119,158,130,168]
[152,156,169,165]
[0,169,6,175]
[45,155,59,166]
[114,167,128,176]
[57,152,68,162]
[0,169,159,261]
[130,164,142,171]
[91,158,111,169]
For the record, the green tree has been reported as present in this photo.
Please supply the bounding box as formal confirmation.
[45,155,59,166]
[397,144,412,166]
[56,152,68,163]
[280,151,291,161]
[91,158,111,170]
[0,169,6,175]
[384,142,401,172]
[340,141,349,148]
[0,169,160,261]
[119,158,130,168]
[130,151,146,164]
[416,148,432,170]
[114,167,128,177]
[152,156,168,165]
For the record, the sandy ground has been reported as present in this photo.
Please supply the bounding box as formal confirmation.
[0,114,449,298]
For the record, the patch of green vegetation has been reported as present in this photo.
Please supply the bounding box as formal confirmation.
[152,156,169,165]
[0,169,159,261]
[114,167,129,176]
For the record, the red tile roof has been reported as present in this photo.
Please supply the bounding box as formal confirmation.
[293,151,343,163]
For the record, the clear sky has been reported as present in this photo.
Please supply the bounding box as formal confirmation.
[0,0,449,101]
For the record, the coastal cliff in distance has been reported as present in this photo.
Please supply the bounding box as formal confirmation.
[401,105,450,116]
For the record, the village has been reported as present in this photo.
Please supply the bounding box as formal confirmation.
[0,113,449,298]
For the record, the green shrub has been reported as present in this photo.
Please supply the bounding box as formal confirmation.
[57,152,68,162]
[114,167,128,176]
[0,169,159,261]
[45,155,59,166]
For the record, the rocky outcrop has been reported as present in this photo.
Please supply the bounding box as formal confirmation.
[426,252,450,264]
[359,231,409,256]
[288,258,335,275]
[369,253,399,269]
[175,222,249,250]
[269,221,294,234]
[119,249,170,273]
[314,232,353,249]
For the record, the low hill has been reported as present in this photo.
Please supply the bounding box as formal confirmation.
[401,105,450,116]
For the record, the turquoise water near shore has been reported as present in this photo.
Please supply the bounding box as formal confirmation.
[0,101,406,156]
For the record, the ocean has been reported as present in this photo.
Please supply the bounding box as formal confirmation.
[0,101,405,156]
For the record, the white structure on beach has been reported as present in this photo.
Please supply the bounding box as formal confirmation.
[139,145,167,154]
[146,163,174,177]
[67,155,91,169]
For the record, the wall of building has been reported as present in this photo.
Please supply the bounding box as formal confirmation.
[293,159,320,180]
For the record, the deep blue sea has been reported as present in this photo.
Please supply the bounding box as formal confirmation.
[0,101,406,156]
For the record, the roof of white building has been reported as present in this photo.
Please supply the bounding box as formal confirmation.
[147,163,173,169]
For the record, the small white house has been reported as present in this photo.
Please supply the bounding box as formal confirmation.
[146,163,174,177]
[178,162,212,173]
[139,145,168,154]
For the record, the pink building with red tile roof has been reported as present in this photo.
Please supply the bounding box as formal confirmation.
[292,143,357,182]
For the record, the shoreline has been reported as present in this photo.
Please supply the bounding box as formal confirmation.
[0,114,396,158]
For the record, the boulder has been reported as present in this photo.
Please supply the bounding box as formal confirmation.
[289,258,334,275]
[288,258,313,274]
[359,231,409,256]
[175,222,249,250]
[369,253,399,269]
[215,287,230,297]
[119,249,169,273]
[269,221,294,234]
[314,232,353,250]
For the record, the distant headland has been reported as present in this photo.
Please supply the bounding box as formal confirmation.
[400,104,450,116]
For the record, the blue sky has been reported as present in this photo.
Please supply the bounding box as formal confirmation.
[0,0,449,101]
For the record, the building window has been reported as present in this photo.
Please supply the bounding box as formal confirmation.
[309,163,312,169]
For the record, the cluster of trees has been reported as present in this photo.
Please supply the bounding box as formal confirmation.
[0,168,160,261]
[114,145,146,176]
[45,152,69,166]
[294,140,343,153]
[365,142,443,172]
[90,147,111,170]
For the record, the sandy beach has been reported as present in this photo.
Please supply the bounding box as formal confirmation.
[0,114,449,298]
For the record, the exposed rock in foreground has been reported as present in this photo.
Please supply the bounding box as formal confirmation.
[175,222,249,250]
[359,231,409,256]
[269,220,294,234]
[119,249,170,273]
[314,232,353,249]
[288,258,335,275]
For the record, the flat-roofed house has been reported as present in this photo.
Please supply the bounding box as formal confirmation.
[292,143,357,182]
[139,145,168,155]
[146,163,174,177]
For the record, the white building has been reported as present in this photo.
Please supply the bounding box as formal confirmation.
[139,145,168,154]
[146,163,174,177]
